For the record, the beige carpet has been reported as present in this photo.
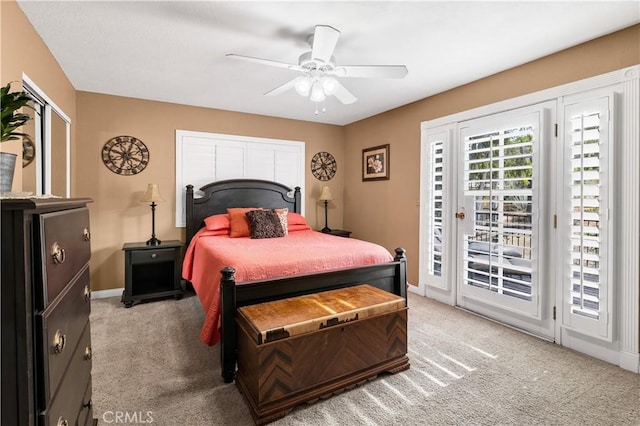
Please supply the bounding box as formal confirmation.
[90,292,640,425]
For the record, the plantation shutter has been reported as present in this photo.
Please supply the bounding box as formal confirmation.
[175,131,305,227]
[561,96,612,341]
[458,110,540,315]
[423,130,448,289]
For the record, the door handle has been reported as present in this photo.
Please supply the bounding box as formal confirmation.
[455,211,466,220]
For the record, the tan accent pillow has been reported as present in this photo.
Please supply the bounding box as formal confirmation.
[274,208,289,235]
[227,208,261,238]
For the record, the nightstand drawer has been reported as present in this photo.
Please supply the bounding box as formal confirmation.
[130,248,175,264]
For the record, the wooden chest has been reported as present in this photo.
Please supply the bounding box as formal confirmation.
[236,284,409,425]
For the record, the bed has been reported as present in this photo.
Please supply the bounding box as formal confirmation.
[182,179,407,383]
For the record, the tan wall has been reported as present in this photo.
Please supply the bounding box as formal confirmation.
[0,0,76,193]
[75,92,345,290]
[343,25,640,286]
[4,0,638,295]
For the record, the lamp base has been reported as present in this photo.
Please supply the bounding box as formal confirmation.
[321,227,332,233]
[146,237,161,246]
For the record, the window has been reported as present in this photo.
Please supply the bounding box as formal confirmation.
[561,95,612,341]
[421,127,451,292]
[175,130,305,226]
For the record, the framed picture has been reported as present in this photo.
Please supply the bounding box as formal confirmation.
[362,144,390,181]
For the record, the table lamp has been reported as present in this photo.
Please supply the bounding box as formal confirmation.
[141,183,163,246]
[319,186,333,233]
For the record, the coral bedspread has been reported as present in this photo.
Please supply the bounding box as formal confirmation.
[182,228,393,345]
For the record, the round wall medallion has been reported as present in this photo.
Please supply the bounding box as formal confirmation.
[310,151,337,181]
[101,135,149,175]
[22,136,35,167]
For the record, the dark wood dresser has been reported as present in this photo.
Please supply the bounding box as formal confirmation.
[1,198,96,426]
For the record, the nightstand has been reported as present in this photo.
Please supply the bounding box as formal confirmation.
[122,240,183,308]
[322,229,351,238]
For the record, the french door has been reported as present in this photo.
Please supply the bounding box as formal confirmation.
[421,67,637,370]
[454,103,555,339]
[421,103,555,337]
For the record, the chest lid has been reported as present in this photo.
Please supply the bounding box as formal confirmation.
[237,284,405,344]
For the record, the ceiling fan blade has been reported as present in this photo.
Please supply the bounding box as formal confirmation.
[333,65,408,79]
[226,54,303,72]
[332,80,357,104]
[311,25,340,63]
[264,78,297,96]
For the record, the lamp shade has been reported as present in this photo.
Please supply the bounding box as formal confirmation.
[319,186,333,201]
[294,76,312,97]
[322,77,337,95]
[309,81,326,103]
[141,183,164,203]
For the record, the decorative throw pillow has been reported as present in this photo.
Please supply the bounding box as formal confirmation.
[204,214,230,232]
[274,208,289,235]
[287,224,312,232]
[287,212,308,226]
[245,209,285,239]
[228,208,261,238]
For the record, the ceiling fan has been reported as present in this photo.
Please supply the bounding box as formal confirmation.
[226,25,408,110]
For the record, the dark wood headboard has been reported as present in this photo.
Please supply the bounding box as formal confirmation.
[185,179,301,247]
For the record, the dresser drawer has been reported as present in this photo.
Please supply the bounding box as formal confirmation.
[130,247,175,264]
[76,374,94,426]
[37,266,91,404]
[39,321,92,426]
[39,207,91,308]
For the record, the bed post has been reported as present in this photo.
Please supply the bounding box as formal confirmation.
[186,184,195,246]
[220,266,237,383]
[394,248,407,301]
[294,186,301,214]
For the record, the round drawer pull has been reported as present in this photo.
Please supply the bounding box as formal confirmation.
[83,227,91,241]
[53,329,66,354]
[83,285,91,302]
[151,253,157,259]
[57,417,68,426]
[84,345,93,360]
[51,242,66,264]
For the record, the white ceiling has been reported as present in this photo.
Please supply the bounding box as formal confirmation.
[17,1,639,126]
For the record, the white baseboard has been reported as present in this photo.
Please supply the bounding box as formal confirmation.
[619,351,640,374]
[408,283,422,295]
[91,288,123,299]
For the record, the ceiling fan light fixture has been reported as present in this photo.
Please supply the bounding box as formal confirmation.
[294,76,311,96]
[310,81,326,102]
[322,77,337,95]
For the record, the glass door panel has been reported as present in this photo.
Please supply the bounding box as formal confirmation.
[458,109,541,317]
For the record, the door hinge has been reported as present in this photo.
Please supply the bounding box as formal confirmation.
[553,306,556,320]
[554,123,558,137]
[553,214,557,229]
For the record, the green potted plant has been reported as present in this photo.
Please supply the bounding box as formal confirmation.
[1,82,33,192]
